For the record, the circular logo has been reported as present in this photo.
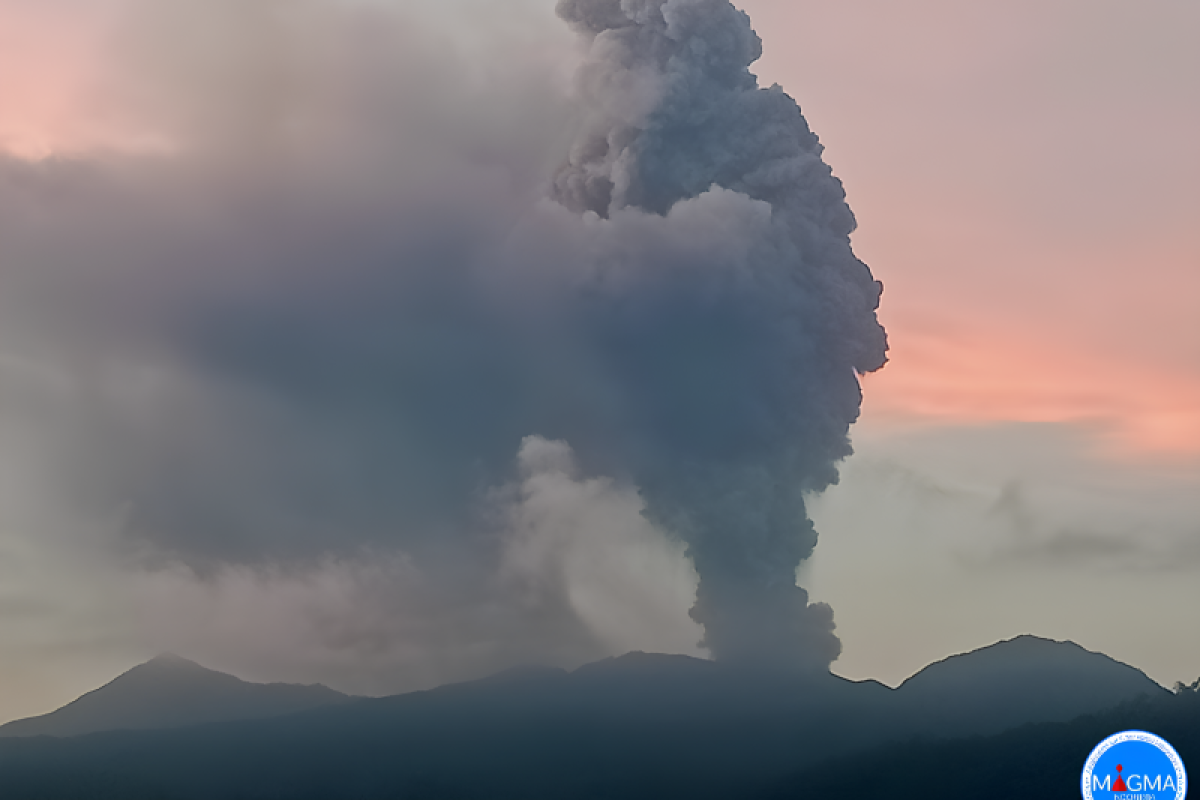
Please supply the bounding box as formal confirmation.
[1081,730,1187,799]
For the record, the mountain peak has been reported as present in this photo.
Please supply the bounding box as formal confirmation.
[0,656,353,739]
[895,633,1165,736]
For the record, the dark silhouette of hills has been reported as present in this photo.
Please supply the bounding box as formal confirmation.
[893,634,1163,736]
[762,683,1200,800]
[0,637,1172,799]
[0,653,355,738]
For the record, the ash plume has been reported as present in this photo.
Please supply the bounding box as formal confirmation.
[0,0,885,684]
[548,0,888,669]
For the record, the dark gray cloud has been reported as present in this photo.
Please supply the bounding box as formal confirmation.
[980,481,1200,572]
[0,0,884,677]
[547,0,886,669]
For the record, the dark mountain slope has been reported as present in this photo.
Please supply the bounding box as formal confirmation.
[893,634,1166,736]
[0,654,355,738]
[0,640,1172,799]
[763,686,1200,800]
[0,656,898,800]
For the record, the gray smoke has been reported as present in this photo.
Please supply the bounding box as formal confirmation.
[545,0,888,669]
[0,0,885,680]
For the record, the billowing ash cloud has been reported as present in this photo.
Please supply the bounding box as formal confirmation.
[0,0,883,684]
[541,0,888,668]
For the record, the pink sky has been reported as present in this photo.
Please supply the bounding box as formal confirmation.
[0,1,122,158]
[740,0,1200,459]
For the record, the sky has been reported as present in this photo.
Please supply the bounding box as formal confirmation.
[0,0,1197,725]
[735,0,1200,687]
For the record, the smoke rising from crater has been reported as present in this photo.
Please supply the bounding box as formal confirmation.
[0,0,884,682]
[545,0,888,668]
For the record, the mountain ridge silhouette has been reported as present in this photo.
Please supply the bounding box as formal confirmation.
[0,653,356,738]
[0,635,1172,799]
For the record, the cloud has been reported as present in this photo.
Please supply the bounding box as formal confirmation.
[0,0,596,714]
[540,0,887,669]
[129,436,701,694]
[0,0,887,705]
[973,480,1200,572]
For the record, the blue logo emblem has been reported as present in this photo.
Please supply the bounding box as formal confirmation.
[1081,730,1187,799]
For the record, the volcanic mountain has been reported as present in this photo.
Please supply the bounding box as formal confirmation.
[0,636,1170,799]
[893,634,1164,736]
[0,653,355,738]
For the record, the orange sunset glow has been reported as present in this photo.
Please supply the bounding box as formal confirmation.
[864,326,1200,457]
[737,0,1200,462]
[0,2,109,158]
